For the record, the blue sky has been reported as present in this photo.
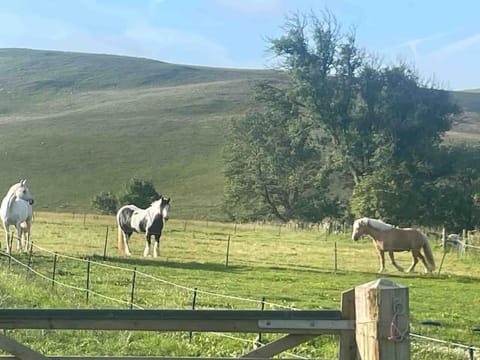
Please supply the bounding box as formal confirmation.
[0,0,479,90]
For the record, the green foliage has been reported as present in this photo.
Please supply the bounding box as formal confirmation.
[350,169,400,222]
[351,144,480,229]
[223,82,341,222]
[270,13,459,185]
[118,178,160,208]
[91,191,118,215]
[225,11,470,227]
[426,145,480,231]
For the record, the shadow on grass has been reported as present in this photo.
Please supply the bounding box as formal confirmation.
[226,257,480,282]
[90,254,249,273]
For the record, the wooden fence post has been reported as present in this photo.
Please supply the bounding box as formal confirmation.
[355,279,409,360]
[225,235,231,268]
[339,287,357,360]
[103,226,109,260]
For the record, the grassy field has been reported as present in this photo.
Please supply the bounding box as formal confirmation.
[0,212,479,359]
[0,48,479,221]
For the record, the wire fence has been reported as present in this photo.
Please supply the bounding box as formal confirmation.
[1,236,312,358]
[2,217,480,360]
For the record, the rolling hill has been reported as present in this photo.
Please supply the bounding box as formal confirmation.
[0,48,479,220]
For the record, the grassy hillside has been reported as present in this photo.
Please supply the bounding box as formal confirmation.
[0,49,282,220]
[0,48,479,220]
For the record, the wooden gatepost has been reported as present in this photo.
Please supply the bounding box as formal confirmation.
[0,279,409,359]
[355,279,410,360]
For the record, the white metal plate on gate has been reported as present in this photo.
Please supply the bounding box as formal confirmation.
[258,319,354,330]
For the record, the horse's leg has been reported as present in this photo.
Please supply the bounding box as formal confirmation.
[26,222,31,251]
[123,232,132,256]
[143,233,151,257]
[378,250,386,273]
[414,250,429,273]
[22,221,31,252]
[153,234,160,258]
[20,225,25,251]
[388,251,404,272]
[16,224,23,252]
[407,250,420,272]
[3,228,10,255]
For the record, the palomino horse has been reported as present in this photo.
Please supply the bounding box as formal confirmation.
[352,217,435,273]
[0,179,34,254]
[116,196,170,257]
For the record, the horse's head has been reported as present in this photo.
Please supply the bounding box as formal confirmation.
[11,179,34,205]
[160,197,170,221]
[352,218,369,241]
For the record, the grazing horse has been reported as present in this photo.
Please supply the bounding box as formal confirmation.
[352,217,435,273]
[116,196,170,257]
[0,179,34,254]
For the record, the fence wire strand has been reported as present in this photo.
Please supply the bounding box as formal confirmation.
[0,243,311,358]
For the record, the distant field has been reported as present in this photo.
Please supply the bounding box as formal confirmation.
[0,212,479,359]
[0,48,479,220]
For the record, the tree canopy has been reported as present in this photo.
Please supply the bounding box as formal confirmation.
[119,178,160,209]
[92,178,161,214]
[223,11,476,229]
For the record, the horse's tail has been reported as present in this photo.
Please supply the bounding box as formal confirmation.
[422,234,436,272]
[117,226,125,255]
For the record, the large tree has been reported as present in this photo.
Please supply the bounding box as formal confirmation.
[224,11,461,225]
[223,81,341,222]
[269,13,458,185]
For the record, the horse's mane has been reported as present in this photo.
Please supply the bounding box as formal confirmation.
[356,217,394,231]
[3,183,21,210]
[150,198,164,207]
[7,183,20,195]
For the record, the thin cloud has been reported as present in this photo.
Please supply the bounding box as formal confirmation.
[434,33,480,56]
[382,31,451,62]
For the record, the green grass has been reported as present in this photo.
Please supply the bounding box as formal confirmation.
[0,49,280,220]
[0,212,479,359]
[0,48,479,220]
[0,79,252,219]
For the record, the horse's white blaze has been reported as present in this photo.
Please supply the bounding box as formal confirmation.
[162,204,170,220]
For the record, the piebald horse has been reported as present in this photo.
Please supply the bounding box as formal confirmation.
[116,197,170,257]
[352,217,435,273]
